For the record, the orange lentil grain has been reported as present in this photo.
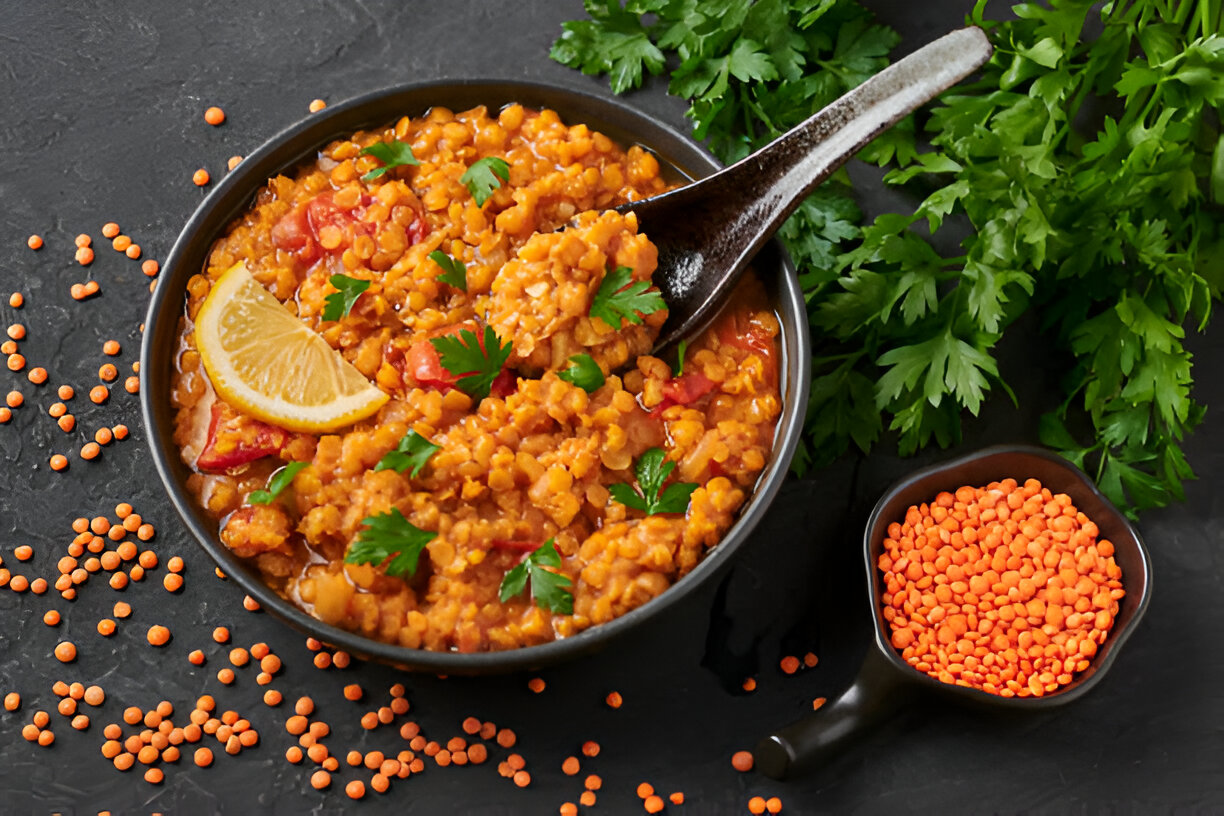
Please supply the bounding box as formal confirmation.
[585,774,602,791]
[123,706,142,725]
[75,247,94,265]
[562,756,580,775]
[294,697,315,717]
[125,244,141,259]
[645,794,665,813]
[360,711,378,730]
[309,99,326,112]
[112,235,131,252]
[0,407,9,423]
[84,685,104,706]
[98,363,117,381]
[243,594,260,611]
[8,353,25,371]
[27,235,43,250]
[671,792,685,805]
[9,574,29,592]
[332,650,350,668]
[33,710,50,728]
[102,223,120,239]
[97,619,117,637]
[812,696,828,711]
[780,655,800,674]
[80,442,101,460]
[102,339,120,356]
[345,780,365,800]
[113,601,131,618]
[38,729,55,747]
[0,340,14,354]
[5,324,24,340]
[227,155,243,171]
[4,693,19,711]
[113,424,129,439]
[54,641,76,662]
[57,416,75,432]
[27,367,46,385]
[43,609,60,627]
[142,259,159,276]
[512,770,531,787]
[6,391,21,408]
[313,652,331,670]
[749,796,767,814]
[83,280,99,296]
[217,668,235,684]
[72,714,90,730]
[637,782,655,799]
[343,683,362,701]
[144,767,164,785]
[311,770,331,789]
[145,625,169,646]
[581,791,597,807]
[29,577,47,594]
[204,106,226,125]
[48,402,66,418]
[732,750,754,772]
[14,545,32,561]
[89,385,108,404]
[581,740,600,758]
[193,169,210,186]
[58,697,77,716]
[527,677,545,693]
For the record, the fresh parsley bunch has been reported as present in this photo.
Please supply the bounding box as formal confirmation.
[553,0,1224,516]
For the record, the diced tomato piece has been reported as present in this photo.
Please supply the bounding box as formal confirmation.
[406,211,429,246]
[490,368,516,398]
[196,401,289,472]
[653,372,717,415]
[401,327,516,398]
[662,372,716,406]
[271,206,318,265]
[716,308,778,385]
[405,340,456,392]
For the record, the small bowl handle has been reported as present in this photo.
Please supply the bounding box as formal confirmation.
[754,647,913,779]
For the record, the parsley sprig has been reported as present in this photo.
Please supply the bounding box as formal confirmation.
[553,1,1224,517]
[428,250,467,292]
[609,447,698,516]
[344,508,436,579]
[429,326,513,402]
[498,538,573,615]
[321,274,370,321]
[460,157,510,207]
[374,430,439,478]
[360,139,420,181]
[558,353,605,393]
[248,461,309,505]
[588,266,665,329]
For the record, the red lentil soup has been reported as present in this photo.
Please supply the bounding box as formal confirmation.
[172,103,782,652]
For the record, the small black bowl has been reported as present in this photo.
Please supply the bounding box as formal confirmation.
[140,79,811,675]
[755,444,1153,778]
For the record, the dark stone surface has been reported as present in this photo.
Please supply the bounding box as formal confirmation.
[0,1,1220,813]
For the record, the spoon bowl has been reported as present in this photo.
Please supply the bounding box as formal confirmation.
[622,26,993,352]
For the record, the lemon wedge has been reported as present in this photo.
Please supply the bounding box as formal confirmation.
[195,262,389,433]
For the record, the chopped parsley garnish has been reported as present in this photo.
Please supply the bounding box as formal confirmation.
[557,353,605,393]
[675,339,687,376]
[588,265,665,329]
[459,157,510,207]
[247,461,309,505]
[428,250,468,292]
[498,538,573,615]
[374,430,440,478]
[429,326,513,403]
[344,508,435,579]
[609,447,698,516]
[321,274,370,321]
[359,139,420,181]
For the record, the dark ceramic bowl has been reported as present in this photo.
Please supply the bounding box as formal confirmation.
[140,79,811,674]
[756,444,1152,777]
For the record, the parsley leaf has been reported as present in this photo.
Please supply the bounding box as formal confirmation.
[321,274,370,322]
[498,538,573,615]
[609,447,698,516]
[374,430,440,478]
[588,265,665,329]
[460,157,510,207]
[360,139,420,181]
[550,1,664,94]
[248,461,309,505]
[429,326,513,402]
[674,339,687,376]
[557,353,605,393]
[344,508,435,578]
[428,250,467,292]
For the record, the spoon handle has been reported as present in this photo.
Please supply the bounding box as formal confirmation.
[718,26,991,241]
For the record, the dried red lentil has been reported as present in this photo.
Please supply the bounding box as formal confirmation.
[879,478,1124,698]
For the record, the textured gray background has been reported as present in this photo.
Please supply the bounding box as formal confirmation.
[0,1,1221,813]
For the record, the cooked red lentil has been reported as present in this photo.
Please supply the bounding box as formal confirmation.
[171,103,782,652]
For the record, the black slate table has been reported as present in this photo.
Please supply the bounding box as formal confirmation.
[2,2,1221,814]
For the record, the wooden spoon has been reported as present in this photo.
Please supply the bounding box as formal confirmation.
[616,27,993,353]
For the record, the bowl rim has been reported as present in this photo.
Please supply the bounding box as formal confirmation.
[860,443,1153,707]
[140,77,812,674]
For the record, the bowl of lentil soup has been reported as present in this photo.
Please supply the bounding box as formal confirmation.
[142,80,810,673]
[756,445,1151,778]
